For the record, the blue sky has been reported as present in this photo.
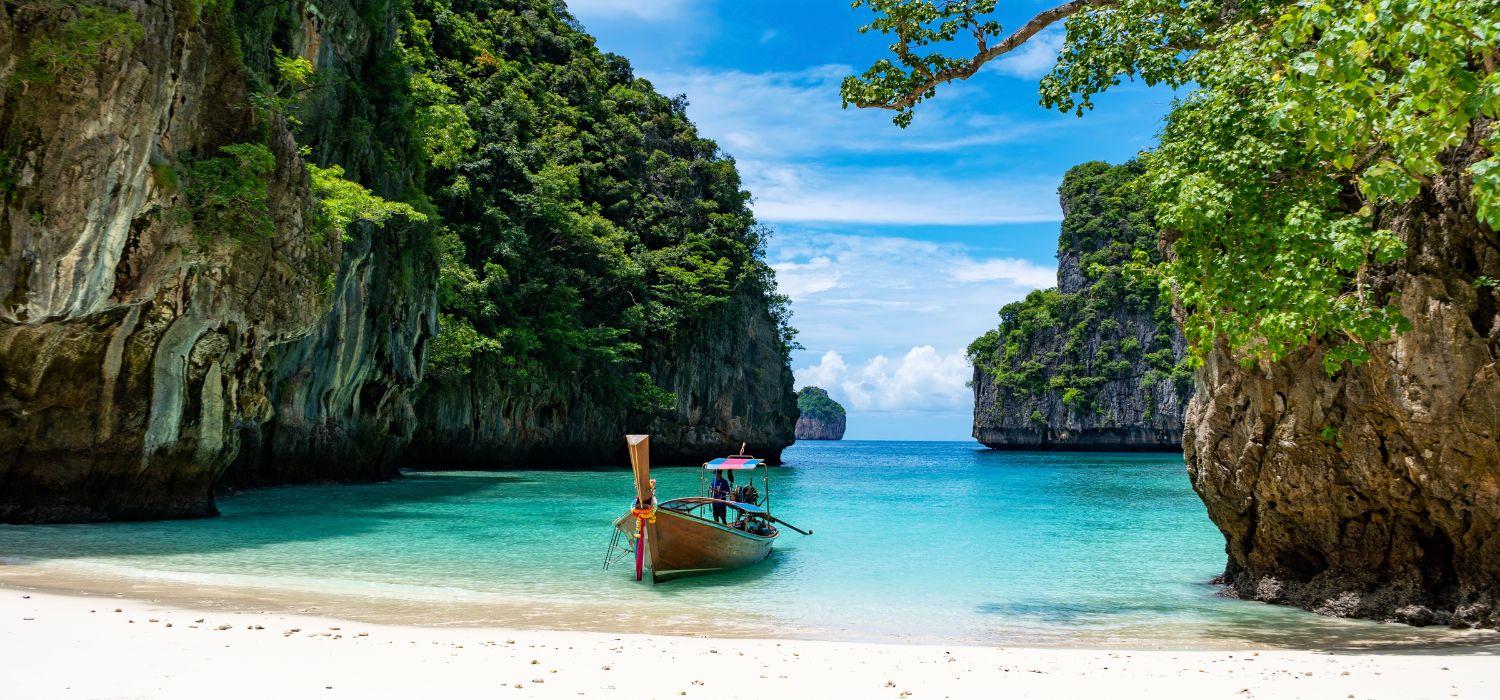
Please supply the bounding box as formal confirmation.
[566,0,1177,440]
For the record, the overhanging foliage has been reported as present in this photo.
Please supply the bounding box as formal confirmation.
[845,0,1499,373]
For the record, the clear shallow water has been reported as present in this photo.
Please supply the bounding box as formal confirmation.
[2,441,1497,650]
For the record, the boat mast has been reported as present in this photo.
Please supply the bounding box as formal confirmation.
[626,434,652,506]
[625,434,654,582]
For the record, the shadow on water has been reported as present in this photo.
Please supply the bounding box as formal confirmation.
[976,600,1123,626]
[644,548,792,597]
[976,593,1500,654]
[0,472,516,560]
[223,472,528,513]
[403,462,711,474]
[1193,596,1500,654]
[1201,619,1500,655]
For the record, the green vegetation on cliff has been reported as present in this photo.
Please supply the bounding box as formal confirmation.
[967,161,1189,417]
[796,386,846,423]
[844,0,1499,374]
[179,143,277,240]
[168,7,425,247]
[14,0,142,86]
[405,0,794,411]
[0,0,797,521]
[14,1,794,420]
[200,0,797,455]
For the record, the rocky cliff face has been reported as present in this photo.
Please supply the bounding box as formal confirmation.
[794,386,845,440]
[0,0,795,523]
[397,0,797,469]
[969,161,1190,451]
[222,2,436,489]
[1186,128,1500,628]
[408,289,795,466]
[0,0,434,521]
[794,415,844,441]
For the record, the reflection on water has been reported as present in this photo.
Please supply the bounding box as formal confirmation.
[2,441,1497,651]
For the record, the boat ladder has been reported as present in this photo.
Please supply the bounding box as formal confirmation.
[602,528,634,570]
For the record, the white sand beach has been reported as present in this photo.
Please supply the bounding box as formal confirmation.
[4,588,1497,700]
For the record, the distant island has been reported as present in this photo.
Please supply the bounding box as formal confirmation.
[967,161,1189,451]
[795,387,846,441]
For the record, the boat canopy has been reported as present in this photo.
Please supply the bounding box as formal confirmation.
[705,457,762,470]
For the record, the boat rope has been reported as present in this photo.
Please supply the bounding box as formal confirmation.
[630,479,658,581]
[631,478,658,530]
[630,504,657,527]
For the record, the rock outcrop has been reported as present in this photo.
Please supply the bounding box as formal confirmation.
[968,161,1189,451]
[1187,127,1500,629]
[397,0,797,469]
[408,290,795,466]
[0,1,434,521]
[0,0,796,522]
[794,386,845,440]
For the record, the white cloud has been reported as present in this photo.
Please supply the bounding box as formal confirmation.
[796,350,848,392]
[636,64,1072,226]
[770,230,1055,401]
[635,64,1071,407]
[565,0,690,21]
[744,161,1062,225]
[647,65,1046,161]
[950,258,1057,287]
[770,256,841,298]
[759,29,778,44]
[795,347,972,412]
[770,231,1054,302]
[992,28,1066,80]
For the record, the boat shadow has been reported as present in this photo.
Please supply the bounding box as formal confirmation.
[645,548,794,596]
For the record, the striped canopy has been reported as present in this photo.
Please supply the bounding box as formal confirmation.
[704,457,762,470]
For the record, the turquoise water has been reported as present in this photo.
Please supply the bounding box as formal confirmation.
[2,441,1496,649]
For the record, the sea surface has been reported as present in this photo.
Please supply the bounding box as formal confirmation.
[2,441,1496,650]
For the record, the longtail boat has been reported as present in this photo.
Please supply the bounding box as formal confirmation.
[606,434,810,583]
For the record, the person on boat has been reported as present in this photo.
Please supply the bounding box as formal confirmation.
[733,483,758,505]
[709,469,732,524]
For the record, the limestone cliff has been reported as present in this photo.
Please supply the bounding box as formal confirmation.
[1186,126,1500,629]
[0,0,800,522]
[968,161,1189,451]
[398,0,797,468]
[0,0,434,521]
[794,386,845,441]
[408,289,796,466]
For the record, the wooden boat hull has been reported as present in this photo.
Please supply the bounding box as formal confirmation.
[615,507,774,582]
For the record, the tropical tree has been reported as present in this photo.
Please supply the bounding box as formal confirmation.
[842,0,1499,372]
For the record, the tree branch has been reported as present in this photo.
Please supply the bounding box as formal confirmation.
[851,0,1120,111]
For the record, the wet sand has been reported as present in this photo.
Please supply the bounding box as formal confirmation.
[0,558,782,638]
[6,555,1500,650]
[6,587,1499,699]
